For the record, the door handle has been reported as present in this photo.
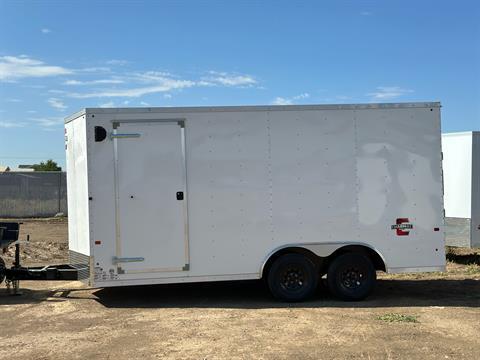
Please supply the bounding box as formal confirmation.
[112,256,145,264]
[110,133,141,140]
[176,191,184,200]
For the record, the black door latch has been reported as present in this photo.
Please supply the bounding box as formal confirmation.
[176,192,184,200]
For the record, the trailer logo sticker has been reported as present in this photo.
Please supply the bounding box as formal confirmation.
[391,218,413,236]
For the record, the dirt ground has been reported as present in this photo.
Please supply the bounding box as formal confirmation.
[0,218,479,359]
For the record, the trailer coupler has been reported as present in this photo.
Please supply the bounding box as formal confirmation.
[4,264,84,295]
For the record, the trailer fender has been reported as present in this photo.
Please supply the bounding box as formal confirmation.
[260,242,387,277]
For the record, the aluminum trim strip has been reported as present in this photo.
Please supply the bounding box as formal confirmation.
[387,266,445,274]
[180,124,190,270]
[112,127,122,270]
[65,102,441,123]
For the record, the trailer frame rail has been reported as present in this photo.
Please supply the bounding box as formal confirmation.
[1,222,87,295]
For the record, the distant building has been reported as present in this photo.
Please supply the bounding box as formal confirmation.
[13,165,35,172]
[442,131,480,248]
[12,168,35,172]
[0,165,36,172]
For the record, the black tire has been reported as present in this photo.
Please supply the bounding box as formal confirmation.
[327,252,376,301]
[267,253,319,302]
[0,257,5,285]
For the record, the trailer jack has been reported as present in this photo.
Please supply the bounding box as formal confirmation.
[0,222,88,295]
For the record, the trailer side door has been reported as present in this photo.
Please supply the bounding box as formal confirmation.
[112,120,188,274]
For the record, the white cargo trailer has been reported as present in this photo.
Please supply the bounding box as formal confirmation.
[442,131,480,248]
[64,102,445,301]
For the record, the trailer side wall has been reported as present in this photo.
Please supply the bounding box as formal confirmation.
[66,104,445,287]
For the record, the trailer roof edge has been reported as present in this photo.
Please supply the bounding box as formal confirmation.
[64,102,441,124]
[64,109,87,124]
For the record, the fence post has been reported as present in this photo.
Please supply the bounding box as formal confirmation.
[58,171,62,215]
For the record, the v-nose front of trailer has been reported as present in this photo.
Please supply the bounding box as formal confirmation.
[65,111,93,285]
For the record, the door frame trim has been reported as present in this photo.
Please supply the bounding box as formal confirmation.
[111,119,190,274]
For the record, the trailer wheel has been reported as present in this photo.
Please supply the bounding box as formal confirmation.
[327,252,376,301]
[267,253,318,302]
[0,257,5,285]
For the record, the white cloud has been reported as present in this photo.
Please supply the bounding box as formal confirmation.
[29,117,63,127]
[293,93,310,100]
[130,71,174,83]
[61,69,258,99]
[0,55,72,81]
[271,93,310,105]
[272,97,293,105]
[27,110,37,113]
[64,79,124,86]
[41,28,51,34]
[201,71,257,87]
[360,11,372,16]
[5,98,22,102]
[68,78,195,98]
[140,101,150,106]
[99,101,115,108]
[0,54,260,106]
[76,66,111,73]
[367,86,413,100]
[0,120,25,128]
[47,97,67,111]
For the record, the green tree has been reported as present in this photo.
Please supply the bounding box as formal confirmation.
[32,159,62,171]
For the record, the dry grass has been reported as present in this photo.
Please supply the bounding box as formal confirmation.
[376,313,419,323]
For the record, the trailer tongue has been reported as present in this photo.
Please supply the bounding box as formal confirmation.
[0,222,87,294]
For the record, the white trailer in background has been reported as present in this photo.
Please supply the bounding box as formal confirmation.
[442,131,480,248]
[64,103,445,301]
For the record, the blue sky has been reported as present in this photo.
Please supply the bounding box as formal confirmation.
[1,0,479,169]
